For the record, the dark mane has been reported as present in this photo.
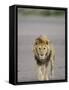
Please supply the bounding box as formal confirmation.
[35,37,48,45]
[35,36,50,46]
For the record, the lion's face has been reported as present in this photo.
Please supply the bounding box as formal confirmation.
[33,36,50,60]
[36,44,48,59]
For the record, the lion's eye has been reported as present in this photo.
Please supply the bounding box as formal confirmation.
[39,47,41,50]
[44,48,45,49]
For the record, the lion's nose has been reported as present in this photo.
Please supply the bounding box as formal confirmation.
[41,54,43,56]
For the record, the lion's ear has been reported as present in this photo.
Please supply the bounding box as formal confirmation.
[46,40,51,45]
[35,42,38,45]
[35,37,43,44]
[46,40,48,45]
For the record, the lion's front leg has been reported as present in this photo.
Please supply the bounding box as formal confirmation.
[44,66,49,80]
[37,65,49,80]
[45,75,49,80]
[44,71,49,80]
[50,56,55,79]
[37,65,45,80]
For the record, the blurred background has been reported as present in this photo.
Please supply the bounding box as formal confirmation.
[18,8,64,16]
[18,8,65,82]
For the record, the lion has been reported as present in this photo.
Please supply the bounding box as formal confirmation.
[33,35,55,80]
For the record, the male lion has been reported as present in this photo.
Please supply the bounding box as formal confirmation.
[33,35,55,80]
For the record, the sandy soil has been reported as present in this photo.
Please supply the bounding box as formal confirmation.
[18,14,65,82]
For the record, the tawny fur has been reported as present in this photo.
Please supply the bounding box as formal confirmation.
[33,35,55,80]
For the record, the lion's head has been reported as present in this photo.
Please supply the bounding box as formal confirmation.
[33,36,51,64]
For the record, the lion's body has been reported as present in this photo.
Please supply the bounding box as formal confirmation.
[33,35,55,80]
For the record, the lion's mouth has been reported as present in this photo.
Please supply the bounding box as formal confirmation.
[39,56,45,59]
[39,52,48,59]
[35,55,46,62]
